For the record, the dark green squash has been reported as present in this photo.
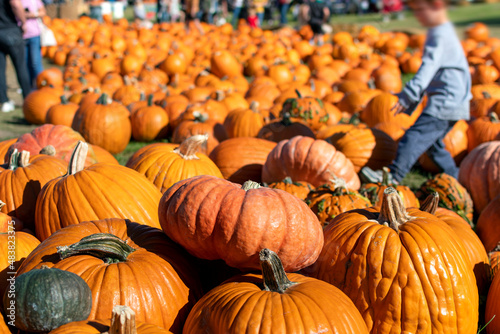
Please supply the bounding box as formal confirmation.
[4,266,92,332]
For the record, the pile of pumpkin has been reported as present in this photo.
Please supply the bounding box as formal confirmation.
[0,14,500,333]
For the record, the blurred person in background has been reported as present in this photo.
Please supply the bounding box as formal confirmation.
[278,0,291,25]
[231,0,244,27]
[304,0,329,45]
[251,0,267,26]
[22,0,46,87]
[0,0,31,112]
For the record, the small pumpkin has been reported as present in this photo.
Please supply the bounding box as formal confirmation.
[266,177,313,200]
[280,90,328,131]
[4,266,92,332]
[130,95,169,142]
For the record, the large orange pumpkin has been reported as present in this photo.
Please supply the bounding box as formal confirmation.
[183,249,369,334]
[306,187,478,333]
[126,135,223,193]
[34,142,162,241]
[262,136,360,189]
[159,176,323,272]
[16,218,202,332]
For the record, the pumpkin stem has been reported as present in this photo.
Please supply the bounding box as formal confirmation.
[40,145,56,156]
[0,200,5,211]
[8,149,20,170]
[67,141,88,175]
[97,93,112,105]
[18,151,30,168]
[282,177,293,185]
[192,111,209,123]
[381,167,391,186]
[242,180,261,190]
[377,187,412,231]
[173,134,208,160]
[109,305,138,334]
[57,233,135,263]
[420,192,439,215]
[249,101,259,113]
[482,91,492,99]
[60,95,69,105]
[259,248,296,293]
[490,112,499,123]
[215,90,225,102]
[147,94,154,107]
[295,89,303,98]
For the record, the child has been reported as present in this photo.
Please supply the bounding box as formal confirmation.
[247,6,259,28]
[307,0,330,45]
[360,0,471,184]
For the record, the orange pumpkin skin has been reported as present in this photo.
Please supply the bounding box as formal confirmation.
[130,102,169,142]
[23,87,61,125]
[159,175,324,272]
[126,138,223,193]
[307,190,478,334]
[45,96,79,128]
[209,137,276,184]
[262,136,360,189]
[266,177,313,200]
[4,124,99,167]
[0,153,67,231]
[0,139,16,164]
[486,266,500,334]
[223,105,265,138]
[361,92,421,129]
[184,272,369,334]
[49,318,173,334]
[0,232,40,297]
[467,112,500,152]
[476,194,500,253]
[35,143,162,241]
[458,141,500,213]
[89,144,119,165]
[17,218,202,333]
[327,127,397,173]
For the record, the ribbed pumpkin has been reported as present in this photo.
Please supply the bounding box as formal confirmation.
[126,135,223,193]
[223,102,265,138]
[467,112,500,152]
[280,91,328,131]
[257,112,315,142]
[16,219,202,332]
[0,150,67,231]
[306,176,371,226]
[0,138,16,164]
[34,142,162,241]
[45,96,79,128]
[266,177,313,200]
[159,176,323,272]
[4,124,99,167]
[306,187,479,334]
[130,95,169,142]
[72,94,131,154]
[209,137,276,184]
[476,194,500,253]
[486,257,500,334]
[458,141,500,213]
[4,266,92,332]
[360,167,419,208]
[262,136,360,189]
[23,87,61,125]
[327,127,397,173]
[416,173,474,225]
[360,92,422,129]
[50,305,173,334]
[420,193,490,303]
[183,249,369,334]
[210,50,243,78]
[0,231,40,297]
[0,201,23,232]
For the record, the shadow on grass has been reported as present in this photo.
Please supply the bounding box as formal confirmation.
[454,17,500,28]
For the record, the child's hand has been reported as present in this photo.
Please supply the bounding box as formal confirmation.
[391,101,407,115]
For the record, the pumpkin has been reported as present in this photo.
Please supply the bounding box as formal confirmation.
[306,187,479,333]
[126,135,223,193]
[266,177,313,200]
[467,112,500,152]
[49,305,173,334]
[257,111,315,142]
[465,22,489,43]
[0,150,67,231]
[223,102,266,138]
[416,173,474,225]
[372,120,406,141]
[470,91,498,119]
[262,136,360,189]
[183,249,369,334]
[5,124,99,167]
[159,176,323,272]
[16,219,202,332]
[0,231,40,297]
[360,167,419,208]
[23,87,61,125]
[208,137,276,184]
[130,95,169,142]
[210,50,242,78]
[72,94,131,154]
[34,142,162,241]
[336,90,380,115]
[90,144,119,165]
[476,194,500,253]
[458,141,500,213]
[36,67,64,89]
[485,257,500,334]
[45,96,80,128]
[0,138,17,164]
[4,266,92,332]
[420,193,490,303]
[327,126,397,173]
[306,176,371,226]
[0,201,23,232]
[360,92,422,129]
[280,91,328,131]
